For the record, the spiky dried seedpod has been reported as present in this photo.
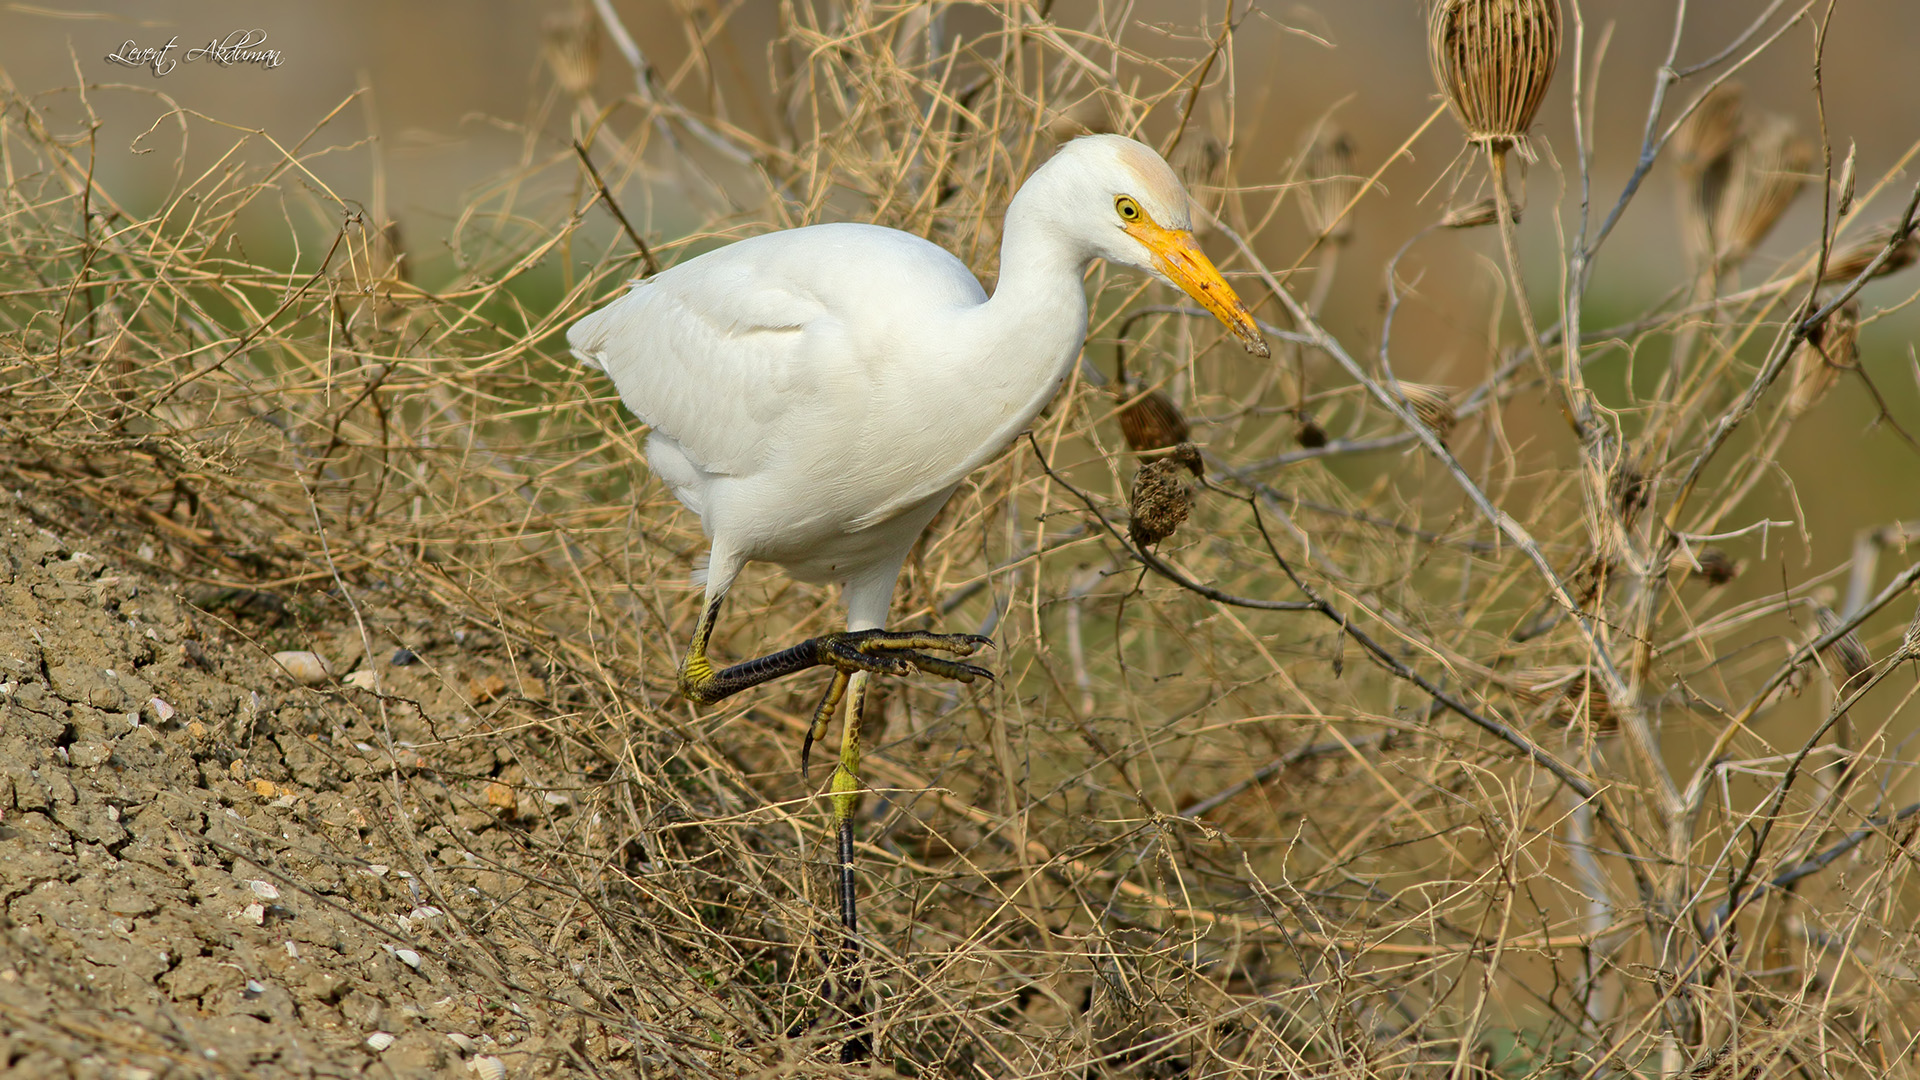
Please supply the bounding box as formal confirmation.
[1128,451,1199,547]
[1426,0,1562,154]
[1117,387,1191,454]
[1814,605,1872,689]
[1821,223,1919,283]
[1714,114,1815,265]
[1901,603,1920,660]
[1784,301,1859,418]
[1298,128,1361,242]
[542,3,602,100]
[1397,382,1458,440]
[1439,197,1519,229]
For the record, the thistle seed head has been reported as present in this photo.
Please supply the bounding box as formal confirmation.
[1439,197,1519,229]
[1821,223,1919,284]
[1427,0,1562,155]
[1714,113,1814,266]
[1814,605,1872,688]
[1397,382,1458,441]
[1298,127,1361,242]
[543,3,602,100]
[1129,452,1198,547]
[1785,301,1860,419]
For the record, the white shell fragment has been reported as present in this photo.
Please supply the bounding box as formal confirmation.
[395,948,422,969]
[468,1055,507,1080]
[149,696,175,722]
[365,1031,396,1051]
[234,903,265,925]
[272,650,334,685]
[246,879,280,900]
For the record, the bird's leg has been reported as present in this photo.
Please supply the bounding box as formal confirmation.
[830,669,873,1063]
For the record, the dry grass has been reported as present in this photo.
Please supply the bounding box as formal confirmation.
[5,0,1920,1075]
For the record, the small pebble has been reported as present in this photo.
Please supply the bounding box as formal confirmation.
[343,669,380,691]
[391,648,418,666]
[272,651,334,685]
[234,903,265,926]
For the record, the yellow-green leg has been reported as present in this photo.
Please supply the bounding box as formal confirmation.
[830,670,873,1062]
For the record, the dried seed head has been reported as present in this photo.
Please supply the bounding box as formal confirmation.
[1439,197,1519,229]
[1427,0,1562,154]
[1714,114,1814,265]
[1128,455,1196,547]
[1295,414,1329,448]
[1834,140,1857,220]
[1298,128,1361,241]
[1693,547,1739,586]
[1814,605,1872,688]
[1821,223,1919,284]
[1514,667,1614,732]
[1674,84,1744,176]
[1784,301,1860,419]
[1675,84,1744,264]
[1397,382,1458,440]
[1901,603,1920,659]
[543,3,602,100]
[1118,387,1191,454]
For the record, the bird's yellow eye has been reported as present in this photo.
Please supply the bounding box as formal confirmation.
[1114,196,1143,223]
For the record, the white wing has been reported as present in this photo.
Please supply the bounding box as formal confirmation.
[567,223,985,488]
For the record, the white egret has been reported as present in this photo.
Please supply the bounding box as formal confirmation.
[567,133,1266,964]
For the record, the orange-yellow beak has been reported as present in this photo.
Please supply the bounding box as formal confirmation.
[1126,218,1269,357]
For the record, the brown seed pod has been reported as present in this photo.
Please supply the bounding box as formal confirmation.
[1397,382,1458,440]
[542,3,602,100]
[1821,223,1919,283]
[1675,84,1744,265]
[1426,0,1562,153]
[1784,301,1860,419]
[1439,197,1519,229]
[1674,84,1745,177]
[1295,414,1329,448]
[1117,387,1191,454]
[1714,114,1814,266]
[1128,452,1198,547]
[1514,666,1615,732]
[1298,127,1361,242]
[1814,605,1872,689]
[1691,547,1739,586]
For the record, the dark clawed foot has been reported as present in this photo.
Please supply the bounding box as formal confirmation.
[815,629,996,684]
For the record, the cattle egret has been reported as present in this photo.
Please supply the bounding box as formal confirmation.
[567,133,1266,964]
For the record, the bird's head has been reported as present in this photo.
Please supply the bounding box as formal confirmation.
[1036,134,1269,357]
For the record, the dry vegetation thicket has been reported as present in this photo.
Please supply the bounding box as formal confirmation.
[4,0,1920,1075]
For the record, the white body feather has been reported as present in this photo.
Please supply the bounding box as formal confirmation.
[568,135,1197,629]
